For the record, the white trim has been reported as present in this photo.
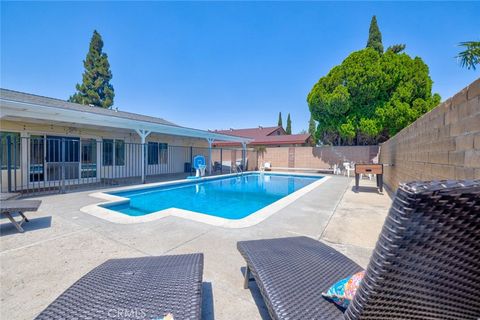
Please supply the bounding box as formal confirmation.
[81,172,329,228]
[1,99,252,144]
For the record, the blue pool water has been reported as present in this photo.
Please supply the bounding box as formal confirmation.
[104,173,322,219]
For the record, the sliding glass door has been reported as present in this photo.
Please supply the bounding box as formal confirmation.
[29,135,98,186]
[29,135,81,182]
[46,136,80,181]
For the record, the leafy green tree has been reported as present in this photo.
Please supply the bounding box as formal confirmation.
[366,16,383,54]
[69,30,115,108]
[457,41,480,70]
[308,114,317,144]
[286,113,292,134]
[278,112,283,127]
[307,48,440,145]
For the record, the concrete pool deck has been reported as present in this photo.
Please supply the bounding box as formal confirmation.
[0,175,392,320]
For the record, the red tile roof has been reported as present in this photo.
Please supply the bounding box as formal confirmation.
[212,126,282,139]
[211,126,311,147]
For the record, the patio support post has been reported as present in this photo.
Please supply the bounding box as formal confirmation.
[21,132,29,191]
[206,138,215,175]
[242,141,247,171]
[6,135,12,192]
[135,129,151,184]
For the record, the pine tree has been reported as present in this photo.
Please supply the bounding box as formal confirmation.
[308,114,316,143]
[69,30,115,109]
[286,113,292,134]
[366,16,383,54]
[386,44,406,54]
[278,112,283,127]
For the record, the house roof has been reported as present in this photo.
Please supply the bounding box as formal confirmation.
[249,133,311,145]
[211,126,311,147]
[0,88,251,143]
[0,88,178,127]
[212,126,283,139]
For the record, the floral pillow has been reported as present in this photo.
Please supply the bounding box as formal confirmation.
[321,271,365,309]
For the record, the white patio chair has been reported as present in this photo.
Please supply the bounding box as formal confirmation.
[343,162,354,178]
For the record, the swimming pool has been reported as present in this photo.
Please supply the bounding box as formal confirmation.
[102,173,323,220]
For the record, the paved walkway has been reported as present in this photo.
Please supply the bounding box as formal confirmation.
[0,175,391,320]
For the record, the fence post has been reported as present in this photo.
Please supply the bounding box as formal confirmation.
[220,148,223,174]
[206,138,214,175]
[190,146,193,173]
[242,142,247,171]
[6,135,12,192]
[61,138,65,193]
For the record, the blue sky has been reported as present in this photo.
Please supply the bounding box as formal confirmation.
[1,2,479,133]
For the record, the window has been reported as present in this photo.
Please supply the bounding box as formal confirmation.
[81,139,97,178]
[1,132,20,169]
[103,139,125,166]
[148,142,159,165]
[115,140,125,166]
[30,135,44,182]
[159,143,168,164]
[81,140,96,164]
[30,135,44,165]
[64,138,80,162]
[46,136,79,163]
[102,139,113,166]
[146,142,168,165]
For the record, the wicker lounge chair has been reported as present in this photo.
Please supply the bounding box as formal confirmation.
[35,253,204,320]
[238,180,480,320]
[0,199,42,232]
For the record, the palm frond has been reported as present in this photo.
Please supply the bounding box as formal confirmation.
[456,41,480,70]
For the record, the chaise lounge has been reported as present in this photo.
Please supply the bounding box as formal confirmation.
[35,253,204,320]
[238,180,480,319]
[0,199,42,233]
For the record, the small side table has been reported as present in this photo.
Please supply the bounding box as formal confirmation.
[354,164,384,193]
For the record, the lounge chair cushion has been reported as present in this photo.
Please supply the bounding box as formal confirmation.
[322,270,365,309]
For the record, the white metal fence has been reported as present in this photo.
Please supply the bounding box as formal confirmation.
[0,136,257,195]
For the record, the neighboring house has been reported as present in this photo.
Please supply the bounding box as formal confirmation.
[0,89,250,192]
[211,126,312,148]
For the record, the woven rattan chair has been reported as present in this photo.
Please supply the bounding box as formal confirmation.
[35,253,204,320]
[238,180,480,320]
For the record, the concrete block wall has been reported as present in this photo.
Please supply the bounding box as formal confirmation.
[258,145,379,169]
[379,78,480,191]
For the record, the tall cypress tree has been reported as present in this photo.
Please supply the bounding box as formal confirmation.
[69,30,115,109]
[366,16,383,54]
[286,113,292,134]
[278,112,283,128]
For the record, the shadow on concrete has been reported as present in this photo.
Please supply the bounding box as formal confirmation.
[202,282,215,320]
[0,216,52,236]
[240,267,271,320]
[351,186,382,194]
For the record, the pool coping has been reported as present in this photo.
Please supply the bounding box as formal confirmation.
[80,171,330,228]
